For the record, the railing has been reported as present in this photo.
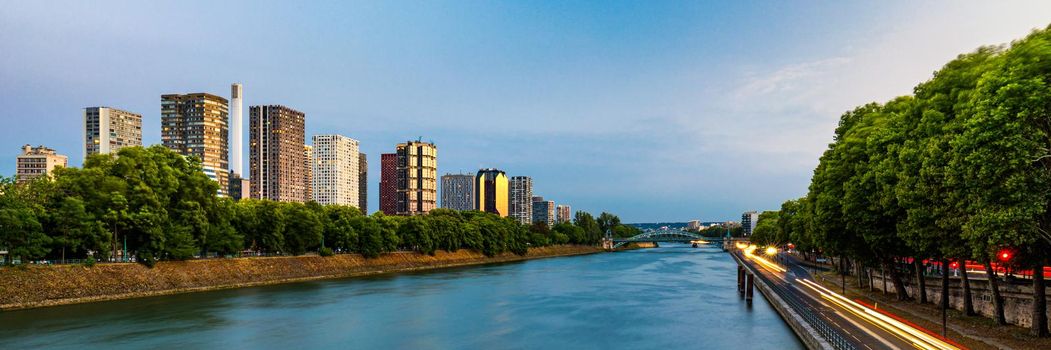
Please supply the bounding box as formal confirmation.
[736,251,857,350]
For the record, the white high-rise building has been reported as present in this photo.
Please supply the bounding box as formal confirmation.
[83,107,142,158]
[311,134,361,207]
[230,83,244,176]
[509,176,533,225]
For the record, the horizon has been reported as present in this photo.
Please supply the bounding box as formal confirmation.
[3,1,1051,222]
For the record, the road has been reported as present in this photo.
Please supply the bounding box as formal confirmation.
[735,248,962,350]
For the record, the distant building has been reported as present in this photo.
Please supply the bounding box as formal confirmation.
[83,107,142,157]
[509,176,533,224]
[741,211,759,236]
[556,204,571,224]
[441,173,475,211]
[304,145,313,201]
[310,134,360,207]
[358,153,368,214]
[161,92,229,195]
[379,153,397,215]
[248,105,307,202]
[16,144,67,183]
[396,141,438,215]
[475,168,508,217]
[532,196,555,227]
[228,172,250,200]
[687,220,701,231]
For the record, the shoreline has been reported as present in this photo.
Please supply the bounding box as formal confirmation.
[0,245,602,311]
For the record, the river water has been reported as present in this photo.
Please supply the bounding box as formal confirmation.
[0,245,802,349]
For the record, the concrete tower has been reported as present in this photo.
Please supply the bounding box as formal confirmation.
[231,83,244,176]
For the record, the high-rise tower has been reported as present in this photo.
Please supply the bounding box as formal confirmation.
[475,168,508,217]
[230,83,243,176]
[248,105,307,202]
[83,107,142,158]
[161,92,229,195]
[509,176,533,224]
[395,141,438,215]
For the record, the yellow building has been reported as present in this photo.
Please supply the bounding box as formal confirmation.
[475,168,508,217]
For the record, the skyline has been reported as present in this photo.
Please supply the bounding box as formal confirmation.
[3,1,1051,222]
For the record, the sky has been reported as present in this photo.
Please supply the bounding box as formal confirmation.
[1,1,1050,222]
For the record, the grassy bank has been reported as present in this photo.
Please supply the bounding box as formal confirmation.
[0,245,602,310]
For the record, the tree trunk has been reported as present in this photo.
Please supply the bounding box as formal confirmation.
[869,267,874,292]
[961,259,975,316]
[886,259,910,300]
[941,258,950,336]
[1033,262,1048,337]
[985,260,1007,325]
[915,258,928,304]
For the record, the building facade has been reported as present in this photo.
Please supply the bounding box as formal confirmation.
[16,144,67,183]
[475,168,508,217]
[441,173,475,211]
[509,176,533,225]
[379,153,397,215]
[310,134,360,207]
[532,196,555,227]
[741,211,759,236]
[556,204,571,224]
[304,145,313,201]
[248,105,307,202]
[358,153,368,214]
[84,107,142,157]
[161,93,229,195]
[396,141,438,215]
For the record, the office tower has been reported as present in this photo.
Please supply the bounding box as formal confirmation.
[532,196,555,227]
[311,134,360,207]
[16,144,67,183]
[358,153,368,214]
[230,84,244,176]
[556,204,571,224]
[509,176,533,224]
[395,141,438,215]
[248,105,307,202]
[475,168,508,217]
[161,93,229,195]
[441,173,475,211]
[83,107,142,157]
[379,153,397,215]
[741,211,759,236]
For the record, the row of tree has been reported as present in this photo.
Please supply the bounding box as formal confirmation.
[0,145,635,267]
[750,26,1051,336]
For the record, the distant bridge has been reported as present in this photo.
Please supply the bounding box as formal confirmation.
[605,229,732,249]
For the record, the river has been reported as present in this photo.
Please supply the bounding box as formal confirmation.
[0,245,802,349]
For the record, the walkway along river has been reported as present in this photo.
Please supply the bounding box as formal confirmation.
[0,245,802,349]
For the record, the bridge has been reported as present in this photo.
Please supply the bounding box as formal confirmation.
[604,229,732,249]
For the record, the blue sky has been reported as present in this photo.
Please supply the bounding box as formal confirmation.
[1,1,1050,222]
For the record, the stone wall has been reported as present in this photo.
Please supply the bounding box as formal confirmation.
[870,272,1049,328]
[0,245,601,310]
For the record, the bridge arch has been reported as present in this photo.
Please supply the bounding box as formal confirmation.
[609,230,722,248]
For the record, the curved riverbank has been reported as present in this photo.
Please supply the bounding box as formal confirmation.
[0,245,602,311]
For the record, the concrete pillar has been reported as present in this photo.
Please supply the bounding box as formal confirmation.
[737,265,745,295]
[746,273,754,306]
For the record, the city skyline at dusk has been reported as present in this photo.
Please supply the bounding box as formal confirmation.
[3,2,1051,221]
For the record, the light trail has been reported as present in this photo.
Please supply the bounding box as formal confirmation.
[741,245,787,273]
[795,279,960,350]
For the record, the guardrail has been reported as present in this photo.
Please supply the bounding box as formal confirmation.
[734,251,857,350]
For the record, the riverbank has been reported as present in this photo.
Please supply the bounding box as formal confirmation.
[0,245,602,311]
